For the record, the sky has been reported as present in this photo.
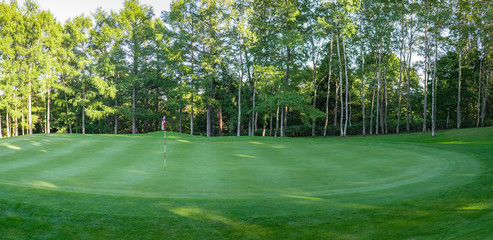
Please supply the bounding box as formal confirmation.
[36,0,172,23]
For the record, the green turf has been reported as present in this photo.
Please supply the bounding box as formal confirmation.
[0,127,492,239]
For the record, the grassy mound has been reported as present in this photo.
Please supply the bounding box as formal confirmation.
[0,127,492,239]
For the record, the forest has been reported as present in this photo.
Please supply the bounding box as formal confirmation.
[0,0,491,137]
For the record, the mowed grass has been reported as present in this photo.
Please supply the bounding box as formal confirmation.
[0,127,492,239]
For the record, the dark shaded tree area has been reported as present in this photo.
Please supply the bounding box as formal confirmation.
[0,0,492,137]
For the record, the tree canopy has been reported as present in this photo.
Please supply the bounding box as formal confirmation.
[0,0,492,137]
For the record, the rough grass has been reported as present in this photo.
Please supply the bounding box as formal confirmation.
[0,127,492,239]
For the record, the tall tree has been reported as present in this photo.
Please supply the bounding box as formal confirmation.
[119,0,154,134]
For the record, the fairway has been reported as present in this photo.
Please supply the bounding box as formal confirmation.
[1,128,493,239]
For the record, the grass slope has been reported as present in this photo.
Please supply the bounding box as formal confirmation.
[0,127,492,239]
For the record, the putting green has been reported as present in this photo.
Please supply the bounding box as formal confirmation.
[0,132,479,200]
[0,129,491,239]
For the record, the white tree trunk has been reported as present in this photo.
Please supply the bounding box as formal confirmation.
[406,17,414,132]
[361,35,366,136]
[432,24,439,137]
[324,32,334,137]
[376,42,382,136]
[28,82,32,135]
[370,88,375,135]
[343,36,349,136]
[336,31,343,136]
[423,21,430,132]
[477,56,482,127]
[457,48,462,129]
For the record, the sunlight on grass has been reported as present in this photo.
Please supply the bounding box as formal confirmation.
[457,202,492,211]
[438,141,472,145]
[170,207,269,235]
[177,139,191,143]
[2,143,22,150]
[126,169,149,175]
[232,154,257,158]
[27,181,58,189]
[30,141,42,146]
[39,149,47,153]
[271,145,286,149]
[249,141,264,145]
[285,194,324,201]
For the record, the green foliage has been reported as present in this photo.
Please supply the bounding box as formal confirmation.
[0,0,492,137]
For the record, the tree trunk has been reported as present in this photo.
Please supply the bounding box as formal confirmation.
[82,105,85,134]
[283,106,288,137]
[81,44,86,135]
[477,56,482,127]
[349,92,352,126]
[47,87,50,133]
[82,83,86,135]
[275,102,279,137]
[269,105,273,136]
[255,112,258,132]
[384,66,388,134]
[423,20,430,132]
[14,99,18,136]
[190,17,195,136]
[218,107,223,136]
[44,93,47,133]
[155,90,159,130]
[280,106,284,137]
[370,88,375,135]
[432,24,438,137]
[144,97,149,133]
[22,113,25,136]
[336,30,344,136]
[132,85,136,134]
[324,32,334,137]
[28,82,32,135]
[343,36,349,136]
[376,42,382,136]
[379,87,384,134]
[263,114,267,136]
[324,72,332,137]
[6,108,10,137]
[312,57,318,137]
[248,117,252,136]
[237,49,243,136]
[361,34,366,136]
[457,47,462,129]
[114,97,118,134]
[65,90,72,134]
[190,91,194,135]
[179,94,182,133]
[481,67,489,126]
[252,79,257,136]
[283,43,291,138]
[446,107,450,129]
[397,24,405,134]
[334,79,339,126]
[406,17,414,133]
[207,104,211,137]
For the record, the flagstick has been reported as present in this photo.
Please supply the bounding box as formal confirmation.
[164,128,167,172]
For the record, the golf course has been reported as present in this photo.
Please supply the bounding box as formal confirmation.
[0,127,492,239]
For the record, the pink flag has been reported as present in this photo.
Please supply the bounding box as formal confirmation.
[161,116,166,130]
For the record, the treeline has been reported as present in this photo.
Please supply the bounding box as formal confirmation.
[0,0,491,138]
